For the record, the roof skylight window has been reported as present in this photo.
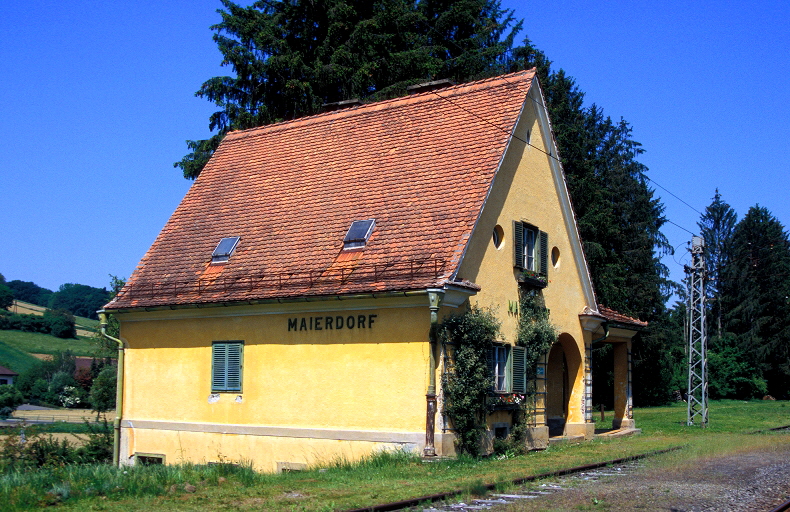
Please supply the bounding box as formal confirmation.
[343,219,375,250]
[212,237,240,263]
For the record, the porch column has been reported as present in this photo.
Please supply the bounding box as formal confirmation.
[612,340,635,429]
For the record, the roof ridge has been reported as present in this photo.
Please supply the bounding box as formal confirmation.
[223,69,536,143]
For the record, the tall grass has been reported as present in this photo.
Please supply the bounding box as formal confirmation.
[0,462,263,510]
[0,400,787,511]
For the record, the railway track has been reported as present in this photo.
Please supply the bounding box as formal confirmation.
[421,459,645,511]
[770,497,790,512]
[346,448,681,512]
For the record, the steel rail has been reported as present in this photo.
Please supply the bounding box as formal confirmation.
[344,446,684,512]
[768,497,790,512]
[749,424,790,434]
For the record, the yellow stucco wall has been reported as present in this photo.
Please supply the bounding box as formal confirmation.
[456,86,594,432]
[116,85,601,469]
[116,297,452,471]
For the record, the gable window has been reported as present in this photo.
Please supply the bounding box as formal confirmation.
[513,222,549,276]
[212,341,243,392]
[488,344,527,394]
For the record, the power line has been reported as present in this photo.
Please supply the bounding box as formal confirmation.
[665,219,697,237]
[639,174,703,216]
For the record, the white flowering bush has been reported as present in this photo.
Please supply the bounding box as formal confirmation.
[59,386,83,408]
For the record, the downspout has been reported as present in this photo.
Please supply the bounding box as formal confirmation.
[592,320,609,344]
[423,289,444,456]
[98,311,124,467]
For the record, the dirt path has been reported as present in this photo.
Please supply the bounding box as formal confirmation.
[502,441,790,511]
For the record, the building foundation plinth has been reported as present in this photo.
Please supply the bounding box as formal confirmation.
[524,426,549,450]
[564,422,595,440]
[613,418,635,430]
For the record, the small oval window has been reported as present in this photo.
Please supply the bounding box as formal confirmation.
[492,225,505,249]
[551,246,561,268]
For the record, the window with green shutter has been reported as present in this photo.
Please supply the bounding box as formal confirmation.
[212,341,243,392]
[488,344,527,394]
[514,222,549,277]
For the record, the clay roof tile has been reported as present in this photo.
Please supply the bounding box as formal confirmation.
[106,70,536,310]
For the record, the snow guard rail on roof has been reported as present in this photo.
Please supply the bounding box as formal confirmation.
[122,257,448,302]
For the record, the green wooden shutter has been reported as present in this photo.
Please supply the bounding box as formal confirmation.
[226,342,243,391]
[212,343,228,391]
[539,231,549,275]
[511,346,527,394]
[514,221,524,269]
[212,342,243,392]
[486,346,495,390]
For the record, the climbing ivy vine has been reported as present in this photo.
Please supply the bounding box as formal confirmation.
[516,291,558,380]
[438,306,500,457]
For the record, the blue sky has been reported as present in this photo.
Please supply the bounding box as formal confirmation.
[1,1,788,298]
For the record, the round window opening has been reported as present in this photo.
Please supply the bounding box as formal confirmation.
[551,246,561,268]
[492,225,505,249]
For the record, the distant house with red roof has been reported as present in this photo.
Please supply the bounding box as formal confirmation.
[104,69,643,471]
[0,365,18,387]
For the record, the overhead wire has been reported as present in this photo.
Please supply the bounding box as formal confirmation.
[432,71,702,240]
[404,23,704,240]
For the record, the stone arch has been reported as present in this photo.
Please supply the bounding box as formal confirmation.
[545,332,584,436]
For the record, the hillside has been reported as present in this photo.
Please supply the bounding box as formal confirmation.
[9,299,99,336]
[0,338,40,374]
[0,329,100,360]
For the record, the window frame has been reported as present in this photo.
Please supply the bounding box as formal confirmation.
[514,221,549,277]
[489,343,527,394]
[491,344,509,392]
[211,341,244,393]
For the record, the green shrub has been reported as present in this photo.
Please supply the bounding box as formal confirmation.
[516,292,557,380]
[0,385,23,419]
[43,310,76,339]
[0,310,76,338]
[439,306,501,456]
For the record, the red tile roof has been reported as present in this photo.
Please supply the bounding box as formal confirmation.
[0,365,18,377]
[107,70,536,310]
[598,306,648,328]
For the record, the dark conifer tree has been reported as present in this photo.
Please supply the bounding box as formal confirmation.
[697,190,737,338]
[721,206,790,397]
[176,0,524,179]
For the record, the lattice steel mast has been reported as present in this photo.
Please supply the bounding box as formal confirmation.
[686,236,708,426]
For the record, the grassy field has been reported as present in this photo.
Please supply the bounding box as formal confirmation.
[12,408,113,424]
[0,399,788,511]
[0,339,40,374]
[0,330,101,360]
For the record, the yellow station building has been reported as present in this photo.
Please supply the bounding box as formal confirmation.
[103,70,645,472]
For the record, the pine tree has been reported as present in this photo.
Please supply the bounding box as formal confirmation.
[176,0,525,179]
[697,190,737,338]
[722,205,790,397]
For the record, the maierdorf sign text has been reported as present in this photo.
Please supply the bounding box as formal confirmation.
[288,314,378,332]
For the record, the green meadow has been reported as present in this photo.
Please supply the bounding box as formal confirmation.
[0,400,787,511]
